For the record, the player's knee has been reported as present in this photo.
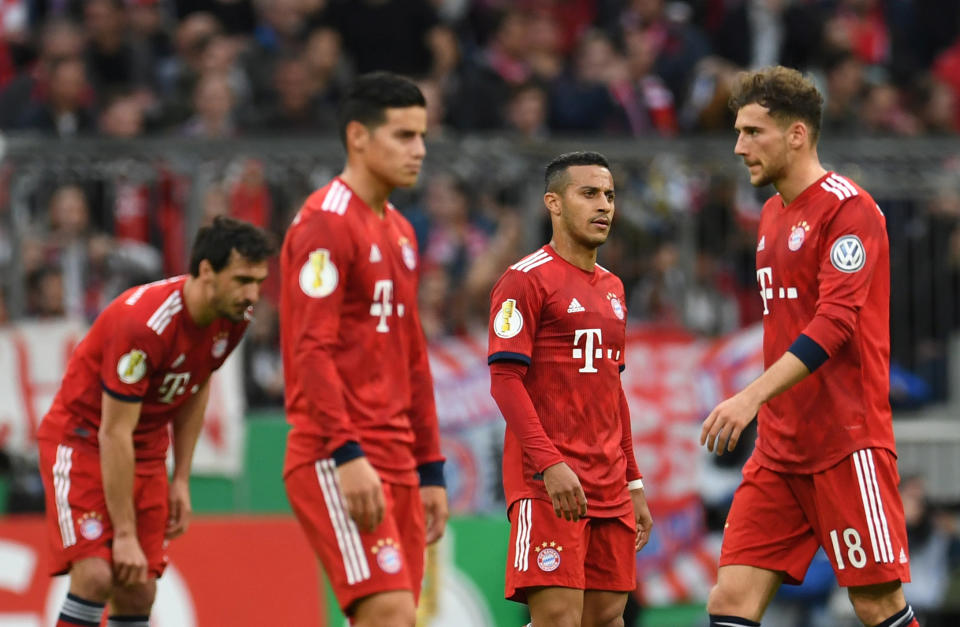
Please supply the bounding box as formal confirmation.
[581,601,625,627]
[847,581,905,626]
[69,558,114,602]
[707,582,756,617]
[531,603,582,627]
[110,580,157,614]
[352,591,416,627]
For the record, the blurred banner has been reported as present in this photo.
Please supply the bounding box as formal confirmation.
[0,319,246,477]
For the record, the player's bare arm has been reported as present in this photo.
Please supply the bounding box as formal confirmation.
[701,351,809,455]
[631,487,653,551]
[420,486,449,544]
[99,392,148,586]
[542,461,588,522]
[336,456,386,533]
[167,379,211,539]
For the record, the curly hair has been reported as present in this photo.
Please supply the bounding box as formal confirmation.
[728,66,823,142]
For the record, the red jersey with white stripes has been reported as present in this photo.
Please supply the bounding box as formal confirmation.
[754,171,894,473]
[488,246,633,517]
[280,177,444,484]
[37,276,249,462]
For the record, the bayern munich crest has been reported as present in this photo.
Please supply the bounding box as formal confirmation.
[399,237,417,271]
[77,512,104,541]
[211,332,229,358]
[610,296,624,320]
[788,221,810,251]
[372,538,403,574]
[535,541,562,572]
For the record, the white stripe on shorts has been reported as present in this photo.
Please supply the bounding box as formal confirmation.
[315,459,370,584]
[53,445,76,548]
[514,499,532,572]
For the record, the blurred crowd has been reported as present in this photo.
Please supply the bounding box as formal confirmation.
[1,0,959,410]
[0,0,955,139]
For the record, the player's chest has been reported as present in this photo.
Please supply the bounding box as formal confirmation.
[350,222,419,299]
[539,284,626,348]
[147,330,228,406]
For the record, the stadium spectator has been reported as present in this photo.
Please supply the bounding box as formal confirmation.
[17,55,94,135]
[180,71,235,137]
[505,80,549,139]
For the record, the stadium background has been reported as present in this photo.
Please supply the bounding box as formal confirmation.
[1,1,960,625]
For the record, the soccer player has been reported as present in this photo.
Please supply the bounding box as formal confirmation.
[488,151,653,627]
[700,66,919,627]
[279,72,448,627]
[36,216,274,627]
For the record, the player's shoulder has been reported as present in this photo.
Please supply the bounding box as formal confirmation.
[505,247,556,277]
[595,263,625,291]
[115,275,188,338]
[289,179,357,229]
[817,172,884,223]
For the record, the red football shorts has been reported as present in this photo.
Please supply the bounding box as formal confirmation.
[721,448,911,587]
[504,497,636,603]
[37,438,170,578]
[285,460,426,614]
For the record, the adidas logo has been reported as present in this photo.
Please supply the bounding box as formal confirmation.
[369,244,382,263]
[757,235,765,252]
[899,547,907,564]
[567,298,585,313]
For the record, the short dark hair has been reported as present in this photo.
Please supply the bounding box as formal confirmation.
[544,151,611,193]
[728,65,823,142]
[189,216,276,276]
[337,71,426,146]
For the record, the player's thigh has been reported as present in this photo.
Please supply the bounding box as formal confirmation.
[527,586,584,627]
[285,460,414,615]
[390,483,426,602]
[719,455,819,586]
[504,497,588,603]
[38,439,113,577]
[812,448,911,588]
[134,468,171,579]
[583,512,635,594]
[581,589,629,627]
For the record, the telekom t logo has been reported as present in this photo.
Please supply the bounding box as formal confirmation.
[573,328,603,373]
[370,280,397,333]
[757,267,773,315]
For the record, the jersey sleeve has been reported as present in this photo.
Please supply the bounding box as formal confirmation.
[489,360,564,472]
[619,385,642,481]
[798,196,887,360]
[284,210,361,456]
[487,269,543,365]
[100,314,165,402]
[403,230,445,484]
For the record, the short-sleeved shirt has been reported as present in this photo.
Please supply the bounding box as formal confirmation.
[488,246,632,517]
[37,276,249,463]
[754,171,894,473]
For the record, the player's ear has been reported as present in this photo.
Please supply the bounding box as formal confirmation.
[788,120,808,149]
[198,258,215,280]
[345,120,370,152]
[544,191,562,217]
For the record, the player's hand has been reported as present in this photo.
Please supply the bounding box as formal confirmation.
[112,533,149,586]
[337,457,385,533]
[630,487,653,551]
[542,462,588,522]
[700,391,760,456]
[166,477,192,539]
[420,485,449,545]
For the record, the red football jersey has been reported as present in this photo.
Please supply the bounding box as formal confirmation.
[37,276,249,462]
[280,177,444,484]
[488,246,636,517]
[754,171,894,473]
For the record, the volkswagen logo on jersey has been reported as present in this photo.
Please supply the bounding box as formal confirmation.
[494,298,523,338]
[299,248,338,298]
[78,511,104,540]
[535,542,562,572]
[117,349,148,384]
[830,235,866,272]
[788,221,810,251]
[399,237,417,271]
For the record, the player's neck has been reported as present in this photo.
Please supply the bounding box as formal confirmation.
[775,154,827,205]
[339,165,389,218]
[549,235,597,272]
[182,276,215,327]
